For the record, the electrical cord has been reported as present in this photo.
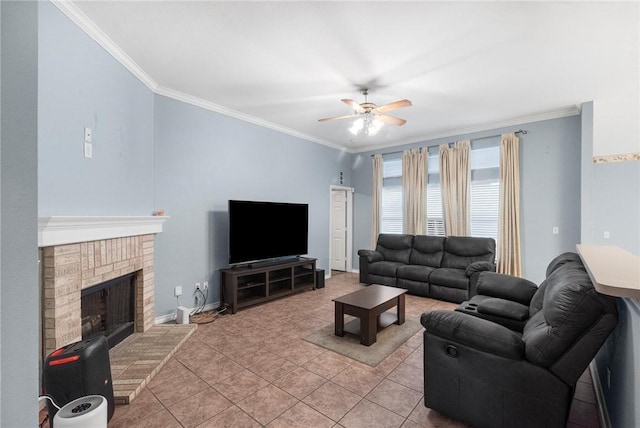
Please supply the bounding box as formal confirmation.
[191,287,207,315]
[188,286,228,324]
[39,396,60,410]
[38,396,60,428]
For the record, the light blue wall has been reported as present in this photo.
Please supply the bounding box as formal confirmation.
[1,1,39,426]
[152,95,351,317]
[352,116,582,283]
[38,2,155,216]
[597,299,640,428]
[581,102,640,428]
[590,161,640,254]
[36,1,353,320]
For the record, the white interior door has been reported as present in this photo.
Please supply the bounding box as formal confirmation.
[330,190,348,271]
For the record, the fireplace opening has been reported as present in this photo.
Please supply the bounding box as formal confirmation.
[81,272,136,349]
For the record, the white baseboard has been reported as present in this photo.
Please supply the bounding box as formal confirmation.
[155,301,221,324]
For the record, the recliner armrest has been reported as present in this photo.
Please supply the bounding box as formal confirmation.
[358,249,383,263]
[477,298,530,321]
[421,310,524,360]
[476,272,538,305]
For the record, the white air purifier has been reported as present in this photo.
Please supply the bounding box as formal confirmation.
[53,395,107,428]
[176,306,190,324]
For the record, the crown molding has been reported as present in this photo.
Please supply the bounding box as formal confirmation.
[154,86,346,151]
[50,1,346,151]
[351,104,583,153]
[50,0,158,92]
[50,1,582,155]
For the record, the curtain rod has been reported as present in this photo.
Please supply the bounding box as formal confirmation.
[370,129,528,157]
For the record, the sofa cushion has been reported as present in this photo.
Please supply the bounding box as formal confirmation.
[429,268,469,290]
[441,236,496,269]
[376,233,413,264]
[397,278,429,297]
[397,264,436,282]
[409,235,445,267]
[369,261,405,277]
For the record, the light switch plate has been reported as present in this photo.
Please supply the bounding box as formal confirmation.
[84,142,92,158]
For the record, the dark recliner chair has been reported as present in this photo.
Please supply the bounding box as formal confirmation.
[455,252,583,331]
[420,254,618,428]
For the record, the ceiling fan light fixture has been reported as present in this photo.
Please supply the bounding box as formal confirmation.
[349,117,364,135]
[366,118,384,136]
[320,88,411,137]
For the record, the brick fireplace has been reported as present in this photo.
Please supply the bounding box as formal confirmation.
[39,216,168,357]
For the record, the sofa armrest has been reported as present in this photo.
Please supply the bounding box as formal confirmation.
[358,249,383,263]
[421,310,524,360]
[465,261,495,277]
[476,272,538,305]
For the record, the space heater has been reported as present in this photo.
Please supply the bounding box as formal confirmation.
[43,336,115,427]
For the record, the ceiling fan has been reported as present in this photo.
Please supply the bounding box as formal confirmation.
[318,88,412,135]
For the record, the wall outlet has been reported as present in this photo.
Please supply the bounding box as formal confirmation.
[174,286,182,297]
[604,231,610,239]
[202,281,209,291]
[195,282,201,291]
[84,126,92,143]
[552,226,559,235]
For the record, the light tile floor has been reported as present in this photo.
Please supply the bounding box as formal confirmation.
[44,272,601,427]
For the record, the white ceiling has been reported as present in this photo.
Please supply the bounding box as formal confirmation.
[63,1,639,153]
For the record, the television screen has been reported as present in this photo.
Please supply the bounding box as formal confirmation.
[228,200,309,265]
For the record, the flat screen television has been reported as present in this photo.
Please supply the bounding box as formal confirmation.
[228,200,309,265]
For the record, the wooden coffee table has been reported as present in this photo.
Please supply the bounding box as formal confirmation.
[333,284,407,346]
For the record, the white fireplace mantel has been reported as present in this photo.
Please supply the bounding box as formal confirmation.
[38,216,170,247]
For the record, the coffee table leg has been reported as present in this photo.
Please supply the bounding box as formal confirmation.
[335,302,344,337]
[362,312,377,346]
[397,294,405,325]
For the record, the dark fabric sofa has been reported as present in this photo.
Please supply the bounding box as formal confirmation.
[358,233,496,303]
[420,253,618,428]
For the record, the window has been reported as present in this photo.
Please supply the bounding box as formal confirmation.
[426,148,445,236]
[470,144,500,244]
[380,156,403,233]
[379,141,499,242]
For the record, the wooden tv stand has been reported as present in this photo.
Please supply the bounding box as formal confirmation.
[220,257,316,314]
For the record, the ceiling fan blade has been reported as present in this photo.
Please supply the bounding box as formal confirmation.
[318,114,357,122]
[377,114,407,126]
[376,99,412,113]
[341,99,366,113]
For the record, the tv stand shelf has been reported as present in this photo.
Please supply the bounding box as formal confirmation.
[220,257,316,314]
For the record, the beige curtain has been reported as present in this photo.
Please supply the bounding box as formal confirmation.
[371,154,383,249]
[439,140,470,236]
[402,148,428,235]
[497,133,522,276]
